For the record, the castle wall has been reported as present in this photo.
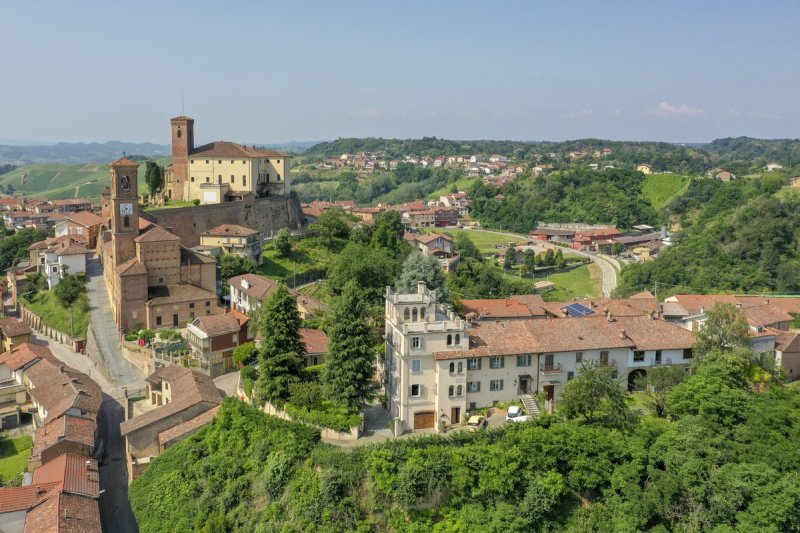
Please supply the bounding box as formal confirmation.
[147,195,302,247]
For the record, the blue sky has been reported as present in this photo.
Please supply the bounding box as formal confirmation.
[1,0,798,144]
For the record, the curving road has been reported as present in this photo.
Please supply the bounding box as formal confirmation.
[456,227,619,297]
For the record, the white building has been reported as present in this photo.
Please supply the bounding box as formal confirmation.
[385,283,696,433]
[27,235,89,289]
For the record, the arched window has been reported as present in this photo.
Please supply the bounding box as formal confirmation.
[457,385,463,396]
[449,362,455,373]
[403,308,410,320]
[449,385,454,397]
[177,129,182,139]
[447,334,452,346]
[412,308,418,321]
[123,215,129,228]
[455,334,461,345]
[457,362,463,373]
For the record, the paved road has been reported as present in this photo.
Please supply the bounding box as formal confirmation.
[462,227,619,296]
[98,395,139,533]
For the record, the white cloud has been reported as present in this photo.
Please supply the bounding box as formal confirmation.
[348,107,381,118]
[648,101,705,117]
[727,107,741,116]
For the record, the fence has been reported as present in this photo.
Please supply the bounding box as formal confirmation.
[19,303,83,352]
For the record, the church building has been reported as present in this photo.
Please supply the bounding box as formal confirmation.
[165,116,291,204]
[99,157,220,331]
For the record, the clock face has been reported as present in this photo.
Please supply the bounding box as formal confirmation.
[120,203,133,215]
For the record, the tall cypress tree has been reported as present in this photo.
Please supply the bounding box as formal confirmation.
[254,283,305,405]
[322,282,376,412]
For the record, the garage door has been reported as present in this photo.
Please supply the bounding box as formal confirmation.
[414,411,435,429]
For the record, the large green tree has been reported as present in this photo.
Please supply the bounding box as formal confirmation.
[695,303,751,356]
[254,283,306,404]
[273,227,292,258]
[634,364,685,417]
[144,161,165,195]
[559,363,629,425]
[322,282,376,411]
[0,228,48,270]
[370,210,404,252]
[395,252,449,302]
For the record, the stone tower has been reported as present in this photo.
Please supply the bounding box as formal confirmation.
[170,116,194,200]
[109,157,140,265]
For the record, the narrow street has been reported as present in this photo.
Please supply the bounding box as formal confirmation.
[97,395,139,533]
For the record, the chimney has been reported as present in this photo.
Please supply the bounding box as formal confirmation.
[607,312,614,322]
[619,329,627,339]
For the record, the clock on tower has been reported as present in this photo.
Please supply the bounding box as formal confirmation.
[109,157,140,264]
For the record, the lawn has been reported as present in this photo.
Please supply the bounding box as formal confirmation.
[297,280,334,305]
[22,291,90,338]
[642,173,691,210]
[143,200,197,211]
[421,228,527,254]
[426,176,481,200]
[0,436,33,483]
[258,237,347,282]
[540,263,602,301]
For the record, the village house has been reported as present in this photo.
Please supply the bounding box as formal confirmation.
[460,294,547,320]
[765,162,783,171]
[50,198,93,213]
[433,206,459,227]
[571,227,621,251]
[402,209,435,229]
[350,206,385,224]
[53,211,103,249]
[120,364,222,481]
[300,327,328,367]
[228,273,325,319]
[636,164,653,174]
[27,234,90,289]
[384,283,696,432]
[199,224,262,266]
[404,232,461,272]
[0,317,32,353]
[185,309,251,377]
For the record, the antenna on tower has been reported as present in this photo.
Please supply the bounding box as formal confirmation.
[181,89,185,116]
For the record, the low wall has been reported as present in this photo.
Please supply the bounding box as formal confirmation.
[19,303,82,352]
[120,339,154,376]
[262,401,361,442]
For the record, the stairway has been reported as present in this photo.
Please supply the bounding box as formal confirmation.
[519,394,541,417]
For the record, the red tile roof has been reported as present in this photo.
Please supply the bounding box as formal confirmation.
[299,328,328,355]
[0,483,58,513]
[64,211,102,227]
[192,313,241,337]
[0,343,58,371]
[25,492,101,533]
[202,224,259,237]
[190,141,287,158]
[134,224,181,243]
[22,352,103,422]
[109,157,140,168]
[31,415,96,463]
[0,317,32,338]
[32,453,99,498]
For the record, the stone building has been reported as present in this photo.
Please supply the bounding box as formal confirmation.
[199,223,262,265]
[98,157,220,331]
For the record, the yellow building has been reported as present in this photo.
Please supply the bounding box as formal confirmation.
[166,117,291,203]
[199,224,262,265]
[636,164,653,175]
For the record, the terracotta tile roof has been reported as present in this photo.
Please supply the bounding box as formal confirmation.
[461,298,537,319]
[146,284,216,306]
[181,246,216,264]
[190,141,287,158]
[0,343,59,371]
[145,364,192,385]
[121,366,221,436]
[0,483,58,513]
[229,273,279,301]
[31,415,96,463]
[743,304,794,328]
[158,404,220,447]
[29,234,88,254]
[32,453,99,498]
[134,224,181,243]
[25,492,101,533]
[202,224,259,237]
[767,327,800,353]
[55,244,89,256]
[26,358,103,423]
[300,328,328,355]
[109,157,140,167]
[435,316,694,360]
[50,199,91,207]
[116,258,148,277]
[0,317,32,337]
[413,233,454,244]
[64,211,102,227]
[138,217,153,231]
[193,313,241,337]
[541,297,659,318]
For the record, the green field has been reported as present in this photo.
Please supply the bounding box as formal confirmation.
[540,263,602,301]
[0,436,33,483]
[426,176,481,200]
[258,237,347,282]
[421,228,527,254]
[642,173,691,210]
[0,158,169,200]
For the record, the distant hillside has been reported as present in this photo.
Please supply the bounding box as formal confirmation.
[0,141,170,165]
[707,136,800,166]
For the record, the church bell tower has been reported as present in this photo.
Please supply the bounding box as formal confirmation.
[109,157,140,265]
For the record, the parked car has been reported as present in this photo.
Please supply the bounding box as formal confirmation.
[506,405,531,422]
[467,415,487,431]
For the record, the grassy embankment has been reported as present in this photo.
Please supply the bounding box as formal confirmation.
[641,173,691,210]
[22,291,90,338]
[0,436,33,483]
[258,237,347,283]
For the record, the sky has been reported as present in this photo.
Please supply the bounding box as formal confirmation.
[0,0,798,144]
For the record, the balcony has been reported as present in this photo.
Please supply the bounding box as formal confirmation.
[598,359,617,369]
[539,363,563,374]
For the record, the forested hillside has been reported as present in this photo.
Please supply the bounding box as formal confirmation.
[131,359,800,532]
[469,168,658,232]
[617,176,800,296]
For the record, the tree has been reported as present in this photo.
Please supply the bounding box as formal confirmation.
[218,254,256,282]
[144,161,164,195]
[544,248,555,267]
[274,227,292,258]
[310,208,350,245]
[454,233,482,262]
[634,365,685,417]
[559,363,629,424]
[395,252,449,302]
[288,381,323,412]
[322,282,376,411]
[0,228,48,270]
[53,273,85,307]
[611,242,625,256]
[503,250,514,270]
[370,210,404,252]
[254,284,306,404]
[694,303,751,356]
[349,224,372,245]
[523,249,536,277]
[327,243,395,302]
[554,248,566,268]
[233,341,257,367]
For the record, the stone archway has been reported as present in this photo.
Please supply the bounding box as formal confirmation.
[628,368,647,392]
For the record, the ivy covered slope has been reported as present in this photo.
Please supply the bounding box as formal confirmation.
[469,168,658,233]
[617,176,800,295]
[130,378,800,532]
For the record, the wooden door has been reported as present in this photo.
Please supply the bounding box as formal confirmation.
[451,407,461,424]
[413,411,435,429]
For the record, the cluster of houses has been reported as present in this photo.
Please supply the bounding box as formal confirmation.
[0,197,94,231]
[301,192,473,230]
[319,152,525,180]
[0,341,103,532]
[384,283,800,432]
[529,224,669,259]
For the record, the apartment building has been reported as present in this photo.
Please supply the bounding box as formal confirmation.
[385,283,696,433]
[199,224,262,265]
